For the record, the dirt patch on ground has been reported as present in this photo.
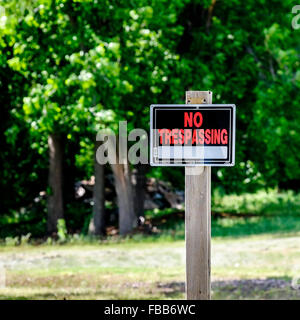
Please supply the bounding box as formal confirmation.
[156,279,300,299]
[2,274,300,299]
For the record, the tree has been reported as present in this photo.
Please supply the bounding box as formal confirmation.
[1,0,299,239]
[88,142,105,236]
[250,23,300,188]
[108,1,187,232]
[47,133,64,232]
[177,0,300,192]
[4,0,125,233]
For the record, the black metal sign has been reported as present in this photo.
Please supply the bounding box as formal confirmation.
[150,104,236,166]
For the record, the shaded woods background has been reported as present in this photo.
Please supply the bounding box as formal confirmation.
[0,0,299,238]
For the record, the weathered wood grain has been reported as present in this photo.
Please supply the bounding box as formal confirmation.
[185,91,212,300]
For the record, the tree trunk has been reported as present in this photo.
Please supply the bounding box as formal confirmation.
[132,164,148,221]
[111,162,136,235]
[89,142,106,236]
[47,133,64,234]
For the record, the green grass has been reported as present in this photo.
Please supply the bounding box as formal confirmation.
[1,230,300,300]
[131,215,300,242]
[1,215,300,300]
[146,189,300,219]
[212,189,300,216]
[1,190,300,300]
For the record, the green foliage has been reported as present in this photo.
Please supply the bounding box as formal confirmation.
[20,233,31,245]
[0,200,47,238]
[57,218,68,243]
[1,188,300,244]
[250,23,300,186]
[0,0,299,236]
[145,189,300,221]
[64,201,92,234]
[213,189,300,216]
[4,236,19,246]
[177,0,300,192]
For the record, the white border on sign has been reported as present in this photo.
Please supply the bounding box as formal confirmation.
[150,104,236,167]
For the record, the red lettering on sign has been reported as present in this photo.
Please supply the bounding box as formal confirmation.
[205,129,211,144]
[192,129,198,144]
[158,126,228,146]
[172,129,179,145]
[221,129,228,144]
[184,129,192,144]
[194,112,203,128]
[198,129,204,144]
[158,129,164,145]
[180,129,184,144]
[164,129,171,145]
[213,129,221,144]
[184,112,193,127]
[184,112,203,128]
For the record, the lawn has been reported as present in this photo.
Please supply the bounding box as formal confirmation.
[1,216,300,300]
[1,190,300,300]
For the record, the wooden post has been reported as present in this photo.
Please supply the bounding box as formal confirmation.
[185,91,212,300]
